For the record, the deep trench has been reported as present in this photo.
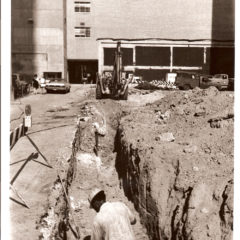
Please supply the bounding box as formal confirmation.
[38,104,233,240]
[38,110,155,239]
[38,111,186,240]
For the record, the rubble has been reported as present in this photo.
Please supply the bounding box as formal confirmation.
[115,87,233,240]
[36,86,233,240]
[157,132,175,142]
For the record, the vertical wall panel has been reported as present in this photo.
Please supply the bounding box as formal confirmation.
[207,47,234,77]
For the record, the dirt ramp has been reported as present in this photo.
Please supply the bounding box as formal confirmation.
[115,87,233,240]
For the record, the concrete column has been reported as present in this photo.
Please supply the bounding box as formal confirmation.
[170,46,173,72]
[98,42,104,74]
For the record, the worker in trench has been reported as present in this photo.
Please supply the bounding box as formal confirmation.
[88,188,136,240]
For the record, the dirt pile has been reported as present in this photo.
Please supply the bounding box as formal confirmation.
[115,87,234,239]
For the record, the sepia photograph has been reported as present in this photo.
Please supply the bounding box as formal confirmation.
[1,0,239,239]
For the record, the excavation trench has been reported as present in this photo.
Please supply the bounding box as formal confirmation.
[38,88,233,240]
[38,101,149,240]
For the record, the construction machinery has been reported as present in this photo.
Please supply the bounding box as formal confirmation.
[96,42,132,100]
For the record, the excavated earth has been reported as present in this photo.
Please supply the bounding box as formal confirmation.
[38,86,234,240]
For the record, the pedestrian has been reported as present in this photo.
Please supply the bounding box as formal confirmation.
[32,74,39,94]
[39,75,46,94]
[88,188,136,240]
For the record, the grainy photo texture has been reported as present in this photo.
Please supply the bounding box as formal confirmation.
[10,1,234,239]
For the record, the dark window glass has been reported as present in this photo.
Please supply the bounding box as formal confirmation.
[136,47,170,66]
[104,48,133,66]
[173,47,203,66]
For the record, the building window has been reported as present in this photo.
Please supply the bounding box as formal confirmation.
[74,2,91,12]
[75,27,91,37]
[44,72,62,79]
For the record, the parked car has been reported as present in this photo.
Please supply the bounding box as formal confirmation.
[12,73,31,98]
[45,79,71,93]
[175,71,230,90]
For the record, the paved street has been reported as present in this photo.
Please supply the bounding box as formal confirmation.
[10,85,94,239]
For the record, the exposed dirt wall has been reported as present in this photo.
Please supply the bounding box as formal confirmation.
[115,87,233,240]
[38,122,82,239]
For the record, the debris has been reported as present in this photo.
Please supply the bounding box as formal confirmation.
[193,166,199,172]
[158,132,175,142]
[79,117,90,122]
[208,113,234,128]
[93,122,106,136]
[136,81,160,90]
[201,208,209,214]
[175,106,185,115]
[194,105,206,117]
[191,98,204,104]
[183,145,198,153]
[204,147,211,154]
[76,153,102,170]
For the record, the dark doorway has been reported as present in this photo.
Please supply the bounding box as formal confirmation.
[68,60,98,84]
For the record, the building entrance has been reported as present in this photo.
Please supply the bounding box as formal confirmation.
[68,60,98,84]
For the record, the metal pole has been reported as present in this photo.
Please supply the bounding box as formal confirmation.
[25,135,53,168]
[58,172,80,239]
[10,152,35,185]
[10,185,30,209]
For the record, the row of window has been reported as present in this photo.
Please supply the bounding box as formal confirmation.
[74,27,91,37]
[75,2,91,12]
[74,2,91,37]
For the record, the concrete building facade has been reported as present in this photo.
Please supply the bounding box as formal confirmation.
[12,0,234,82]
[66,0,234,82]
[11,0,67,79]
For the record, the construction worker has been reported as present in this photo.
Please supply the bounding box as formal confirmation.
[88,188,136,240]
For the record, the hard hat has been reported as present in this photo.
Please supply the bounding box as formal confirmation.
[88,188,105,207]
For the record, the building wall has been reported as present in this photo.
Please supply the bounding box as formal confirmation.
[12,0,66,78]
[98,40,234,80]
[67,0,234,60]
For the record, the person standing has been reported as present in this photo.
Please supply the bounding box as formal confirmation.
[32,74,39,94]
[88,188,136,240]
[39,75,46,94]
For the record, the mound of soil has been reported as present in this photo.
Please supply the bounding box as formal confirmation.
[115,87,234,239]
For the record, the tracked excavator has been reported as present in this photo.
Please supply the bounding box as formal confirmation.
[96,42,132,100]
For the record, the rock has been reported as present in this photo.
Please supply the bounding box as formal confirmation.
[204,147,211,154]
[192,98,204,104]
[193,166,199,172]
[79,117,90,122]
[159,110,171,120]
[159,132,175,142]
[203,86,219,96]
[201,207,209,214]
[194,105,206,117]
[175,106,185,115]
[183,145,198,153]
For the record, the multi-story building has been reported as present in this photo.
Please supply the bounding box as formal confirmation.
[12,0,234,83]
[11,0,67,79]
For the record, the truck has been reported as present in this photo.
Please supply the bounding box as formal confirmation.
[175,71,233,90]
